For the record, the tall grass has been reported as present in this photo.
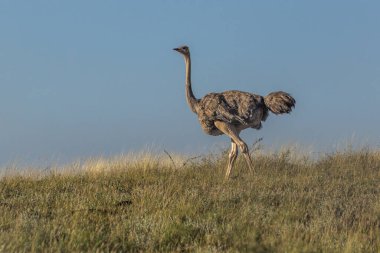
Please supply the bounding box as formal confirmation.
[0,148,379,252]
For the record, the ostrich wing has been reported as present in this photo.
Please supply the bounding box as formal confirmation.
[214,98,248,125]
[198,93,248,125]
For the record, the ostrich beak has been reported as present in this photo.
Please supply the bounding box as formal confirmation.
[173,48,180,52]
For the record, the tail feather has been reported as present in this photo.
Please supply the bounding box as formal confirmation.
[264,91,295,114]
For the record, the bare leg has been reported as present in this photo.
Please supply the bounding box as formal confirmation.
[214,121,255,176]
[225,139,238,179]
[240,142,255,173]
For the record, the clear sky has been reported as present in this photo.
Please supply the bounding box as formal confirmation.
[1,1,379,166]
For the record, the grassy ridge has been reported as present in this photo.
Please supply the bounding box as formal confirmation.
[0,149,380,252]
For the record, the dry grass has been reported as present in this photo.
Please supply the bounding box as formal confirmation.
[0,148,380,252]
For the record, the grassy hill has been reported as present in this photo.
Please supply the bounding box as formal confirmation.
[1,148,379,252]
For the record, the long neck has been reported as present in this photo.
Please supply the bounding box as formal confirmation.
[184,55,198,113]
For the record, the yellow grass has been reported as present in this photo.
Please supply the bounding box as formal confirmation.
[0,148,379,252]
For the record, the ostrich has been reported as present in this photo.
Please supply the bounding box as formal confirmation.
[173,45,295,178]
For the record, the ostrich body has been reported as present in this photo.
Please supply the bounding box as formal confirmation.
[174,45,295,178]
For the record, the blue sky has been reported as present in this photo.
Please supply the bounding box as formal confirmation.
[1,1,379,166]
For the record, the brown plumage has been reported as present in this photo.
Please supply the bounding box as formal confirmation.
[174,45,295,178]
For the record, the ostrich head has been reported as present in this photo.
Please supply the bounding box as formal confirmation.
[173,45,190,57]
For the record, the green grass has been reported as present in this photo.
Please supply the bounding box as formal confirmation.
[1,149,380,252]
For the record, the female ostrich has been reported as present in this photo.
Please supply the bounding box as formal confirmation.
[173,45,295,178]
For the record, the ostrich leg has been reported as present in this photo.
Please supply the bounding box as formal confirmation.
[214,121,255,178]
[226,140,238,178]
[242,146,254,173]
